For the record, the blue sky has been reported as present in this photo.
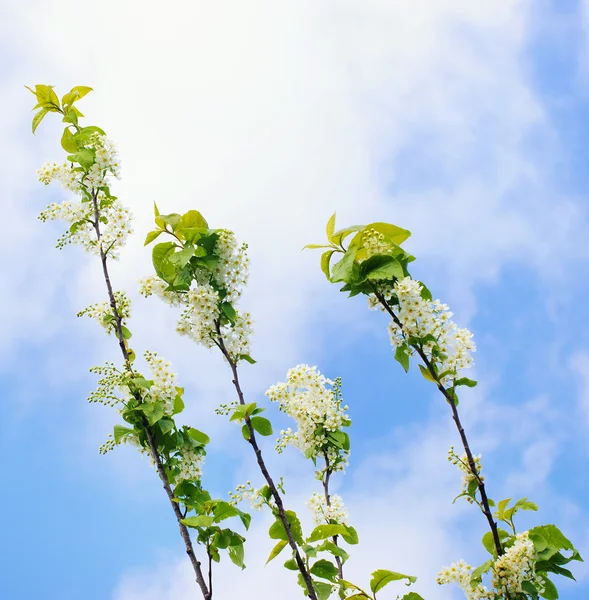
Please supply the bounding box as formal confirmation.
[1,1,589,599]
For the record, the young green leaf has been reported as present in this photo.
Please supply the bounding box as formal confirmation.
[251,416,273,436]
[266,540,288,564]
[370,569,416,594]
[326,212,336,240]
[394,346,410,373]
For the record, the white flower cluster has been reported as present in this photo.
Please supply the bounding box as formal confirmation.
[229,481,265,510]
[176,448,204,483]
[437,532,540,600]
[176,284,221,347]
[139,229,251,359]
[492,532,539,596]
[38,197,132,258]
[266,365,349,466]
[37,135,131,258]
[448,445,483,503]
[77,291,131,334]
[37,133,121,189]
[87,363,131,407]
[222,311,253,359]
[144,351,179,415]
[363,228,393,259]
[213,230,250,304]
[387,277,476,385]
[307,492,349,527]
[436,560,493,600]
[37,162,83,193]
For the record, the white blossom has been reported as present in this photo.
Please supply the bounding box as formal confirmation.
[176,448,204,483]
[386,277,476,385]
[266,365,349,468]
[307,492,349,526]
[77,291,131,334]
[37,135,131,258]
[144,351,179,415]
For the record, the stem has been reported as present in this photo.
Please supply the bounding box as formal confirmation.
[90,191,212,598]
[215,325,319,600]
[207,540,213,598]
[374,289,503,557]
[322,451,344,579]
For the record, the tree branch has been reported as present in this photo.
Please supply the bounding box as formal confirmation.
[90,191,212,598]
[215,324,318,600]
[373,289,503,557]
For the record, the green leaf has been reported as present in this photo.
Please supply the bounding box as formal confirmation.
[67,148,95,169]
[314,581,335,600]
[401,594,425,600]
[284,558,298,571]
[173,394,185,415]
[182,515,215,528]
[455,377,477,388]
[470,559,493,586]
[32,108,49,134]
[341,525,359,545]
[69,85,93,100]
[120,326,132,340]
[482,529,510,556]
[310,559,339,582]
[418,364,437,383]
[213,501,240,523]
[238,354,257,364]
[241,424,251,441]
[220,302,236,322]
[159,418,174,435]
[251,416,273,436]
[361,255,404,281]
[330,247,358,284]
[315,540,349,562]
[178,210,208,230]
[268,511,304,545]
[365,222,411,245]
[187,428,210,445]
[113,424,134,443]
[237,508,251,530]
[159,213,182,230]
[326,212,336,239]
[61,127,79,152]
[539,576,558,600]
[266,540,288,564]
[320,250,335,280]
[142,401,164,426]
[394,346,410,373]
[331,225,365,246]
[152,241,177,282]
[144,229,163,246]
[307,524,349,543]
[228,541,245,569]
[370,569,416,593]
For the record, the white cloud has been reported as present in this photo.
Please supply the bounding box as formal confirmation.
[3,0,589,598]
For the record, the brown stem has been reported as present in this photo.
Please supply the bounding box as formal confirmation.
[374,289,503,557]
[322,451,344,579]
[215,325,318,600]
[90,191,212,598]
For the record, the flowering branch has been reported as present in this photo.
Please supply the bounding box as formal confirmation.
[30,84,249,600]
[372,287,503,556]
[215,330,319,600]
[306,213,583,599]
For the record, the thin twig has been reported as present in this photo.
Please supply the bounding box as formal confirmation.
[373,289,503,557]
[90,191,212,598]
[215,324,319,600]
[322,451,344,578]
